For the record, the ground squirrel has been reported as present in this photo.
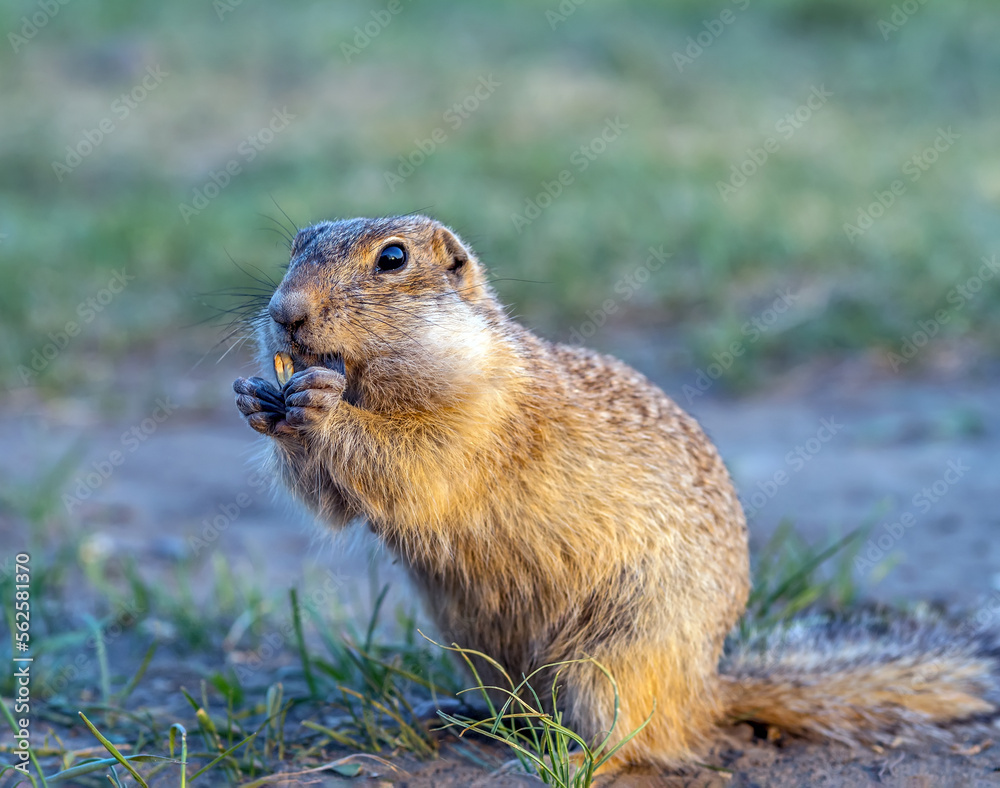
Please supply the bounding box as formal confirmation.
[234,215,1000,768]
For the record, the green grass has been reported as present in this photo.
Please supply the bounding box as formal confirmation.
[438,645,653,787]
[0,453,458,784]
[3,0,1000,394]
[0,553,455,785]
[743,517,870,631]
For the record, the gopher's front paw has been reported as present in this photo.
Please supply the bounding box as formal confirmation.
[234,376,292,437]
[283,367,347,429]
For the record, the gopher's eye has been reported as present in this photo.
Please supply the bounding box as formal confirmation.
[376,245,407,272]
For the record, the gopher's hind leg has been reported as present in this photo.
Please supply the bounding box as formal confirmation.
[558,646,721,772]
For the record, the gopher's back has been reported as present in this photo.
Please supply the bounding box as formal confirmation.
[515,335,751,651]
[547,338,749,605]
[402,331,751,764]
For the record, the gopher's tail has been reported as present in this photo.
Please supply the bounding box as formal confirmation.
[719,614,1000,746]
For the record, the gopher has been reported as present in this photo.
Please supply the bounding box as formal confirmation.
[234,215,1000,768]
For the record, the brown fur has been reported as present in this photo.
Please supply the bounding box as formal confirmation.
[233,215,1000,768]
[723,615,1000,747]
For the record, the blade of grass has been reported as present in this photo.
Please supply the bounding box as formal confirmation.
[336,686,435,759]
[754,526,864,618]
[187,729,259,783]
[169,723,188,788]
[438,712,554,780]
[106,763,125,787]
[46,756,178,784]
[0,762,39,787]
[264,683,283,760]
[78,712,149,788]
[196,708,225,754]
[289,589,318,697]
[112,643,157,706]
[83,617,112,721]
[301,719,363,750]
[364,584,390,653]
[349,643,450,695]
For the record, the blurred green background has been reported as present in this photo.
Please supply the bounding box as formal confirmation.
[2,0,999,394]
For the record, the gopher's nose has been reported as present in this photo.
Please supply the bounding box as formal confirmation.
[268,289,310,333]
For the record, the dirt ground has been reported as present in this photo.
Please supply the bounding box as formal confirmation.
[5,334,1000,785]
[257,732,1000,787]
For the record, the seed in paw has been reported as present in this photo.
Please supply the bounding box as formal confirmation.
[274,352,295,386]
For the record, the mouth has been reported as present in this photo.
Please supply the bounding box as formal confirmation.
[281,344,346,377]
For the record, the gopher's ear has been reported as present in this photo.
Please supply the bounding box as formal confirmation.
[434,225,472,282]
